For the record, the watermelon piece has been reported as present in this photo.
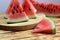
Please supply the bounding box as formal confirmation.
[46,4,60,15]
[30,0,47,12]
[30,0,60,16]
[32,17,56,34]
[22,0,37,19]
[6,0,29,24]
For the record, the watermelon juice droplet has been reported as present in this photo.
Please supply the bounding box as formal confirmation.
[22,0,37,19]
[6,0,29,24]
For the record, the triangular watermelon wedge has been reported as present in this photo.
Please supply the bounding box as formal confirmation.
[32,17,56,34]
[6,0,29,24]
[22,0,37,19]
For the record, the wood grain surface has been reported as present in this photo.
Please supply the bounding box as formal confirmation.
[0,17,60,40]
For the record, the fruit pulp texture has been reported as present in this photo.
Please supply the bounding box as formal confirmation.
[23,0,37,18]
[32,18,54,34]
[30,0,60,15]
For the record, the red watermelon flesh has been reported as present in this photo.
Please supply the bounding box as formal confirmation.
[52,4,60,14]
[46,4,54,14]
[22,0,37,19]
[57,5,60,14]
[32,17,56,34]
[6,0,28,24]
[30,0,48,12]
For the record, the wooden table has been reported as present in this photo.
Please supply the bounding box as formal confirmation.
[0,18,60,40]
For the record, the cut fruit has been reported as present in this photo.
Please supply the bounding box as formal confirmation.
[32,17,56,34]
[6,0,29,24]
[22,0,37,19]
[45,4,60,16]
[30,0,60,16]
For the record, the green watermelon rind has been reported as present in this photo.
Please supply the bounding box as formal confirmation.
[29,16,37,19]
[46,13,60,17]
[4,16,8,19]
[7,18,29,24]
[44,17,56,34]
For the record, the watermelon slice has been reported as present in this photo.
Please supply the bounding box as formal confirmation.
[32,17,56,34]
[30,0,47,12]
[45,4,60,15]
[6,0,29,24]
[22,0,37,19]
[30,0,60,16]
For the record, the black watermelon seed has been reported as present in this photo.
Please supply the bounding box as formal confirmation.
[49,9,53,13]
[50,9,55,12]
[36,27,39,29]
[13,6,15,9]
[48,9,51,12]
[20,10,22,13]
[53,9,55,12]
[40,5,44,8]
[48,9,50,11]
[29,8,31,11]
[17,5,19,8]
[43,7,46,9]
[12,11,15,14]
[23,10,24,12]
[36,3,38,6]
[23,5,26,8]
[51,9,53,11]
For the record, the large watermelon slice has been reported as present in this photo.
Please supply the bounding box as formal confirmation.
[30,0,60,16]
[22,0,37,19]
[30,0,47,12]
[32,17,56,34]
[6,0,29,24]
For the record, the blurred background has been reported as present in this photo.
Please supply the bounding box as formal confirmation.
[0,0,60,13]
